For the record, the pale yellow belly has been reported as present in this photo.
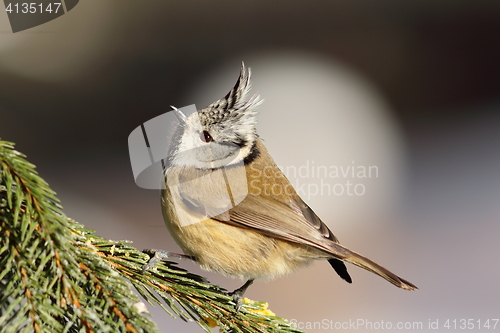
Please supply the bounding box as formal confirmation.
[168,217,315,281]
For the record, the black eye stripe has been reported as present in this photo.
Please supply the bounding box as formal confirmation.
[234,134,247,148]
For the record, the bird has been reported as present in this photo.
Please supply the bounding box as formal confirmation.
[143,63,417,309]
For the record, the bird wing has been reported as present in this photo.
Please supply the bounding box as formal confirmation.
[215,193,350,259]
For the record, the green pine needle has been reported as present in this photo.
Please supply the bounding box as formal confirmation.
[0,139,305,333]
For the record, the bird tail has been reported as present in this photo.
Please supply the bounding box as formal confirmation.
[330,244,418,291]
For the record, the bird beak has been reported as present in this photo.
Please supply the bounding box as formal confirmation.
[170,105,187,123]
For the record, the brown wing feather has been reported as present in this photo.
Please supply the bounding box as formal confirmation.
[290,198,340,243]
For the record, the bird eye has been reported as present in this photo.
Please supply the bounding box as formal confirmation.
[200,130,213,143]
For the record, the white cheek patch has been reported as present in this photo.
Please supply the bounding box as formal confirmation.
[172,112,250,169]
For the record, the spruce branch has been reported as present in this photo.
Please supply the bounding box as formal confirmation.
[0,139,305,333]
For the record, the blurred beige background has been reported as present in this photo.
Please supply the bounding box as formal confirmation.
[1,1,499,332]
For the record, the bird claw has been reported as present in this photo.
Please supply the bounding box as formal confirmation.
[141,249,195,272]
[227,289,245,312]
[225,279,254,311]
